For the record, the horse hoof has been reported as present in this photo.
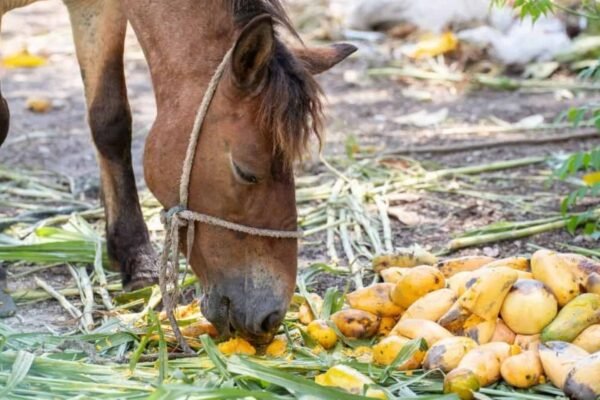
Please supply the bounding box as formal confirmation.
[123,252,159,292]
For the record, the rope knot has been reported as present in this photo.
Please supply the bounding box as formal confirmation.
[160,205,187,225]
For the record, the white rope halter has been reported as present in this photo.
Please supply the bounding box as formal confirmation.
[158,47,303,353]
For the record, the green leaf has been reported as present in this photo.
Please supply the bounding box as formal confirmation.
[0,350,34,397]
[379,338,428,382]
[227,357,369,399]
[200,334,230,379]
[320,288,345,320]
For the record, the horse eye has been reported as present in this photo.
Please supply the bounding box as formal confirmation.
[232,161,259,184]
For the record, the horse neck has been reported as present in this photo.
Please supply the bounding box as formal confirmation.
[126,1,236,113]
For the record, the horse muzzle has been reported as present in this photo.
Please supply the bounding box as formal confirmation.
[201,275,290,344]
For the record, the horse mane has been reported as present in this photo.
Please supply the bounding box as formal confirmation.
[230,0,323,167]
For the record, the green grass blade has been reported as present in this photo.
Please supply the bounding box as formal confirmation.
[0,350,34,397]
[227,356,371,399]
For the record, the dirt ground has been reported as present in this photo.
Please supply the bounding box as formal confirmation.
[2,2,599,331]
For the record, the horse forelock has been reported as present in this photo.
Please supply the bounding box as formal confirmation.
[230,0,323,167]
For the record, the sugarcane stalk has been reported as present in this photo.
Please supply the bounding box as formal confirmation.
[374,195,393,253]
[448,220,569,250]
[326,180,345,263]
[368,66,600,91]
[34,276,82,322]
[93,241,113,310]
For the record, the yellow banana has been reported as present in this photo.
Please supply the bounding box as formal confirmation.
[443,369,480,400]
[515,271,534,280]
[372,335,425,370]
[490,319,516,344]
[265,336,288,357]
[423,336,478,373]
[538,341,589,389]
[401,288,457,322]
[380,267,410,284]
[531,250,580,307]
[438,301,472,334]
[572,324,600,353]
[585,272,600,295]
[377,317,397,336]
[500,351,544,388]
[484,256,530,271]
[298,293,323,325]
[372,246,437,272]
[455,347,502,386]
[500,279,558,335]
[315,365,387,399]
[563,352,600,400]
[458,267,519,321]
[446,271,479,296]
[541,293,600,343]
[307,320,338,350]
[478,341,520,364]
[331,309,380,339]
[464,319,497,345]
[391,265,445,309]
[218,338,256,356]
[436,256,495,278]
[514,334,541,352]
[389,318,453,347]
[346,283,403,318]
[559,253,600,286]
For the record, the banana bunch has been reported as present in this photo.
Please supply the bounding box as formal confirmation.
[299,249,600,400]
[207,248,600,400]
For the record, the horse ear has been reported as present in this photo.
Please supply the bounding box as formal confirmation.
[231,14,275,91]
[294,43,357,75]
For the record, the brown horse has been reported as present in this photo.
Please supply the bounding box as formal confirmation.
[0,0,355,342]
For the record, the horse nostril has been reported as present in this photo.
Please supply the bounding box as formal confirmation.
[260,311,281,334]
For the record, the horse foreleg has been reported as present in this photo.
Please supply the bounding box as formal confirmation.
[0,12,9,147]
[65,0,158,290]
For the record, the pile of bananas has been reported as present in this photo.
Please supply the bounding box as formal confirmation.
[296,248,600,400]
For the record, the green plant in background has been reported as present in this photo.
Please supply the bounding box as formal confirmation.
[495,0,600,239]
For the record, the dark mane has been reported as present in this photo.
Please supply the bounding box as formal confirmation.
[230,0,323,167]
